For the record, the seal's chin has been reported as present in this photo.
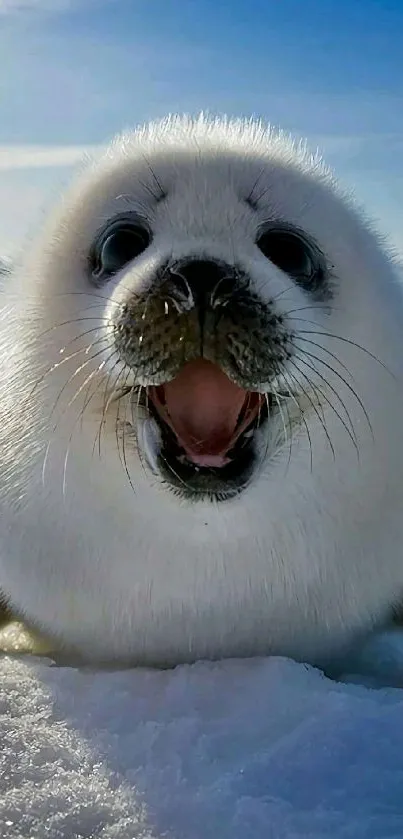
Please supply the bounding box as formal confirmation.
[141,359,269,499]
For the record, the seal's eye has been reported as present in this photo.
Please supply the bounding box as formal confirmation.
[89,215,151,284]
[257,225,331,298]
[256,226,318,287]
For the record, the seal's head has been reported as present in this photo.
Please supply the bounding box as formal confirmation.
[2,115,403,665]
[24,117,365,501]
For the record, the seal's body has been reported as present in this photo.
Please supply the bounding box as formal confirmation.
[0,115,402,667]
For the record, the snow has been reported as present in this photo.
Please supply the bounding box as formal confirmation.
[1,627,403,838]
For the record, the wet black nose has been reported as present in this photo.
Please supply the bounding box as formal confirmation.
[169,259,233,309]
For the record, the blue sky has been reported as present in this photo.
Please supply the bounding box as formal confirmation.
[1,0,402,256]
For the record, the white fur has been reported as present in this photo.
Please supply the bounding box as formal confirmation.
[1,114,403,667]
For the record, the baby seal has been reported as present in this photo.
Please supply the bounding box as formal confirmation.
[0,114,403,668]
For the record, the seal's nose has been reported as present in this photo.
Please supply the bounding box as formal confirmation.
[168,259,234,310]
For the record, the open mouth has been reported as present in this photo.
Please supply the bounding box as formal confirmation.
[145,359,269,498]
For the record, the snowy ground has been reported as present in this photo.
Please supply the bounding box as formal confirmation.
[1,626,403,838]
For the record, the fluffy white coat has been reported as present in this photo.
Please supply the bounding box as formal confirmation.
[0,115,403,668]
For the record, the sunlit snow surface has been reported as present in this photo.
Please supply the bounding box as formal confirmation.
[1,626,403,838]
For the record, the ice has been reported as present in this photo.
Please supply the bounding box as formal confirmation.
[1,630,403,838]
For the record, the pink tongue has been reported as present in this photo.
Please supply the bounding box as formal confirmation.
[155,360,251,467]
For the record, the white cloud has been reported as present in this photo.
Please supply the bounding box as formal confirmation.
[0,144,101,170]
[0,0,72,11]
[0,0,107,12]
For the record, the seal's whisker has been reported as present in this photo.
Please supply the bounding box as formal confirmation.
[57,327,110,356]
[284,304,331,315]
[295,347,373,439]
[63,373,106,497]
[270,383,294,472]
[116,368,137,495]
[290,356,360,459]
[5,284,135,306]
[276,366,314,473]
[292,325,394,378]
[26,333,110,407]
[93,358,127,459]
[32,316,111,345]
[286,361,336,461]
[291,350,358,440]
[134,385,150,480]
[49,344,114,422]
[275,359,298,471]
[289,349,357,444]
[292,335,355,383]
[65,350,116,415]
[42,348,116,492]
[61,351,117,436]
[245,391,276,489]
[41,439,51,488]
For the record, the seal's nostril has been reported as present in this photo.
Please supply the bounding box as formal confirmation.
[168,259,234,309]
